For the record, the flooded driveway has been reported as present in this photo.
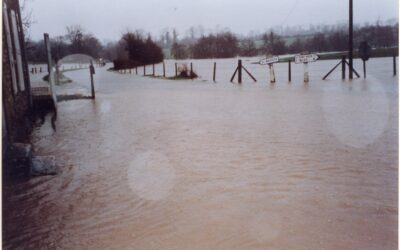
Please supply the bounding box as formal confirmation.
[4,58,398,249]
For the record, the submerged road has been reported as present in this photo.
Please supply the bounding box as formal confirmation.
[4,58,398,249]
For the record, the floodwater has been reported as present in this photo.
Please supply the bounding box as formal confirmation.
[4,57,398,249]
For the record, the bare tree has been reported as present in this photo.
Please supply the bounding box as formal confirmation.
[20,0,36,41]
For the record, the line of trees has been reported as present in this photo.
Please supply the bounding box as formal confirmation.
[26,25,102,63]
[25,22,397,63]
[170,23,398,59]
[121,32,163,64]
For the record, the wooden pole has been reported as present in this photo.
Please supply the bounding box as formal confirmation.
[163,61,166,77]
[363,60,366,78]
[238,60,242,84]
[349,0,353,79]
[190,62,193,77]
[230,67,238,82]
[344,60,360,78]
[303,63,309,83]
[342,56,346,80]
[269,64,276,83]
[144,65,146,75]
[152,64,155,76]
[175,63,178,77]
[135,67,138,75]
[90,61,95,99]
[213,62,216,82]
[288,60,291,82]
[242,65,257,82]
[393,55,396,76]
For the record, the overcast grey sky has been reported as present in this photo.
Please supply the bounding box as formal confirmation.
[26,0,398,42]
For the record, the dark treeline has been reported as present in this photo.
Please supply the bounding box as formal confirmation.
[107,31,164,70]
[120,32,163,64]
[170,22,398,59]
[26,21,397,63]
[26,25,102,63]
[26,26,164,67]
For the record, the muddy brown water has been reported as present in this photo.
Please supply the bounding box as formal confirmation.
[4,58,398,249]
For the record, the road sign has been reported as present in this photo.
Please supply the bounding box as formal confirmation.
[359,41,371,61]
[295,54,319,64]
[260,56,279,65]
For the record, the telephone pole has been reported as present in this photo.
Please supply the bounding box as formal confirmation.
[349,0,353,79]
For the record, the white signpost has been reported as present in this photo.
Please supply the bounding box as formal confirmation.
[294,54,319,64]
[259,56,279,83]
[295,54,319,82]
[259,56,279,65]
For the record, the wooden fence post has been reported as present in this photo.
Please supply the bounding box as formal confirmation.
[163,62,166,77]
[238,60,242,84]
[90,61,95,99]
[393,54,397,76]
[213,62,216,82]
[341,56,346,80]
[175,62,178,77]
[288,60,291,82]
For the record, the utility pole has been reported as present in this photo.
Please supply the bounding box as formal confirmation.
[349,0,353,79]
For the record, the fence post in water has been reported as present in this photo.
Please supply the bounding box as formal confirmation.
[213,62,216,82]
[90,61,95,99]
[153,64,155,76]
[288,60,291,82]
[163,62,166,77]
[269,64,276,83]
[144,65,146,76]
[304,62,309,83]
[393,54,396,76]
[190,62,193,75]
[363,60,366,79]
[238,60,242,84]
[175,63,178,77]
[341,56,346,80]
[135,67,138,75]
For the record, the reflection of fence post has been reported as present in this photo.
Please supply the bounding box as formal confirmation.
[213,62,216,82]
[288,60,291,82]
[175,63,178,77]
[163,62,165,77]
[393,54,396,76]
[341,56,346,80]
